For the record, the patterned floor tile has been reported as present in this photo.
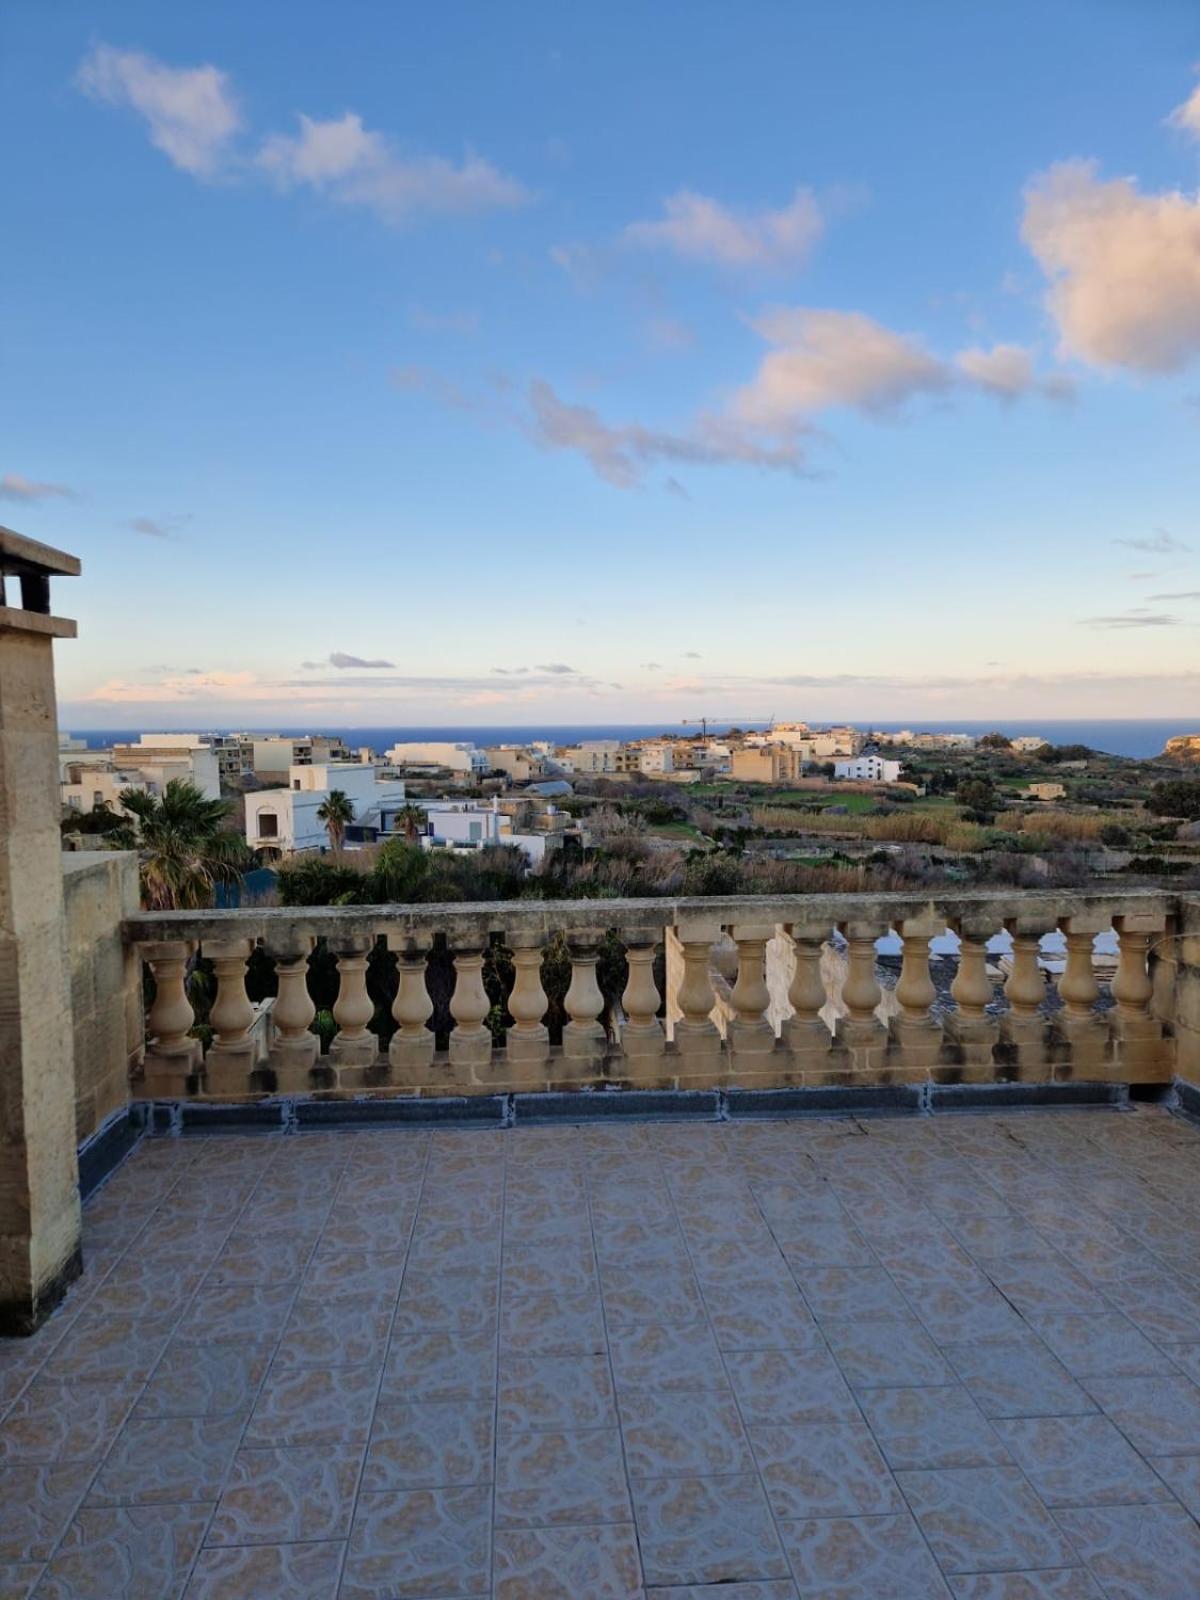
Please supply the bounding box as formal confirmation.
[949,1572,1104,1598]
[0,1380,139,1464]
[86,1415,244,1507]
[35,1501,210,1600]
[1054,1501,1200,1600]
[242,1362,378,1447]
[632,1473,789,1588]
[183,1539,344,1599]
[380,1329,496,1404]
[1081,1374,1200,1455]
[362,1401,493,1491]
[621,1388,753,1478]
[499,1290,606,1356]
[858,1385,1012,1469]
[896,1465,1078,1575]
[601,1265,707,1327]
[1147,1452,1200,1515]
[0,1465,94,1561]
[1027,1313,1169,1378]
[644,1585,796,1599]
[608,1323,725,1392]
[703,1282,819,1351]
[174,1283,296,1343]
[495,1427,631,1526]
[982,1259,1111,1319]
[752,1421,903,1520]
[995,1413,1173,1506]
[941,1337,1095,1419]
[725,1348,860,1425]
[136,1342,273,1418]
[793,1267,911,1320]
[207,1444,359,1544]
[40,1313,176,1383]
[499,1354,616,1431]
[778,1511,952,1598]
[821,1314,953,1388]
[341,1485,490,1598]
[493,1524,643,1599]
[0,1566,41,1600]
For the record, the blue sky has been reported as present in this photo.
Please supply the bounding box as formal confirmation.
[4,0,1200,728]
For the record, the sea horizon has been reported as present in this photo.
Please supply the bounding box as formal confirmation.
[63,718,1199,761]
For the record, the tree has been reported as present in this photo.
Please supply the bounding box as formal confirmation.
[394,803,428,844]
[957,777,998,822]
[111,780,250,910]
[1147,780,1200,821]
[979,732,1012,750]
[316,789,355,852]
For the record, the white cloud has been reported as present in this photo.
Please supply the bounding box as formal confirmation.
[407,304,479,335]
[625,187,823,270]
[1169,75,1200,140]
[256,112,529,224]
[77,43,241,179]
[1114,530,1192,554]
[327,651,396,669]
[1080,609,1179,629]
[0,473,74,502]
[733,308,952,428]
[1022,159,1200,372]
[955,342,1074,401]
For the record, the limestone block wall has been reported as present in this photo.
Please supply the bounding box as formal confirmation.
[62,851,141,1142]
[1174,899,1200,1086]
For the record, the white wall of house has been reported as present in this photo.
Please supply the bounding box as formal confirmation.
[833,756,903,782]
[384,741,488,774]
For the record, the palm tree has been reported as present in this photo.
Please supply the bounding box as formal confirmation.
[112,780,250,910]
[316,789,355,853]
[394,803,427,844]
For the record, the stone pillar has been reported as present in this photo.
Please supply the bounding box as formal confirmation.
[834,921,888,1075]
[727,923,776,1064]
[1052,913,1111,1074]
[141,940,203,1096]
[999,915,1053,1080]
[0,531,83,1334]
[505,933,551,1086]
[943,916,1000,1077]
[330,937,378,1082]
[448,945,492,1080]
[1110,911,1170,1082]
[202,939,256,1096]
[672,915,723,1083]
[562,937,606,1074]
[386,934,434,1087]
[783,923,832,1072]
[889,913,943,1072]
[266,938,318,1094]
[619,933,665,1070]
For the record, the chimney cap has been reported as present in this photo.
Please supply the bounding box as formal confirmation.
[0,526,81,579]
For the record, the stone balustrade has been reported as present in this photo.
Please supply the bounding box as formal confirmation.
[121,888,1185,1101]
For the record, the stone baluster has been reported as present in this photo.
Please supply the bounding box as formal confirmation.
[330,936,379,1082]
[266,937,317,1093]
[783,924,832,1070]
[141,940,202,1095]
[619,932,665,1067]
[727,923,776,1065]
[1053,912,1110,1072]
[1111,910,1169,1082]
[448,945,492,1079]
[506,933,551,1083]
[999,915,1052,1079]
[944,915,1000,1074]
[889,913,942,1071]
[834,921,888,1076]
[203,938,257,1095]
[387,934,434,1085]
[563,937,606,1070]
[672,915,723,1082]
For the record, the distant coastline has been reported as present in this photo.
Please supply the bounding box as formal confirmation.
[63,718,1198,761]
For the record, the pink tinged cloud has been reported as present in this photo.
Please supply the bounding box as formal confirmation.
[0,473,74,502]
[1022,159,1200,372]
[624,187,824,270]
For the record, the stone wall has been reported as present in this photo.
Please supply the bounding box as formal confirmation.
[62,851,141,1143]
[1175,899,1200,1086]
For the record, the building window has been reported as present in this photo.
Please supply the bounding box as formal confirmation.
[258,812,279,839]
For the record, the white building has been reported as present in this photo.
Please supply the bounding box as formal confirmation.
[384,741,488,775]
[638,742,675,776]
[61,735,222,814]
[834,756,903,783]
[556,740,621,775]
[1012,735,1051,752]
[244,764,406,855]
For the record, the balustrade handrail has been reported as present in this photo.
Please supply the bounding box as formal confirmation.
[124,884,1182,947]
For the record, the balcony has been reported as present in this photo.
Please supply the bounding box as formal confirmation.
[8,533,1200,1594]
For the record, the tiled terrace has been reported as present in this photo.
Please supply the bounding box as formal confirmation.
[5,1107,1200,1598]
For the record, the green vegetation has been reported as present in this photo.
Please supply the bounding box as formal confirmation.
[315,789,355,853]
[111,780,250,910]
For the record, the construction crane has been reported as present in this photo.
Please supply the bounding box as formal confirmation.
[681,714,774,739]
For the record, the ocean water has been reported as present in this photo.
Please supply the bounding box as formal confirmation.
[70,719,1196,760]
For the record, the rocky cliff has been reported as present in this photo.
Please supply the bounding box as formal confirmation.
[1163,734,1200,764]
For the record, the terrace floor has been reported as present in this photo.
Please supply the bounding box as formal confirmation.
[4,1107,1200,1598]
